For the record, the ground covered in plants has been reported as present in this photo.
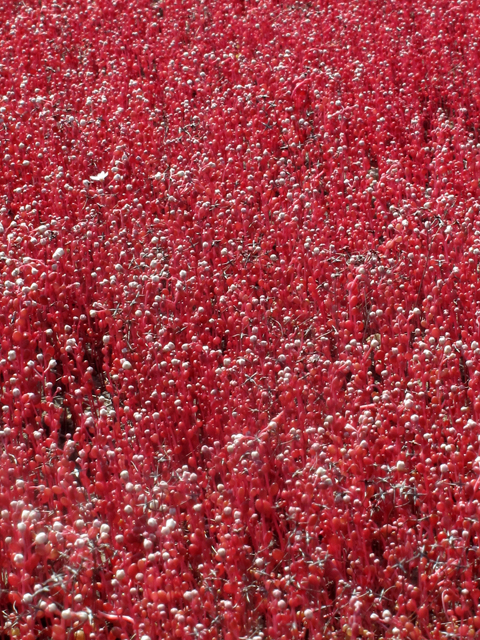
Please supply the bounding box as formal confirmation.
[1,0,480,639]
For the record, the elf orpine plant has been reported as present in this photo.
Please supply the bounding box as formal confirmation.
[2,0,480,638]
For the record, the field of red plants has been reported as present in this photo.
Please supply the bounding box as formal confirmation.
[1,0,480,638]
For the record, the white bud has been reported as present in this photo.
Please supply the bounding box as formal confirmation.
[35,532,48,545]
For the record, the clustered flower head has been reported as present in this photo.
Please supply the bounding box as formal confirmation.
[1,0,480,639]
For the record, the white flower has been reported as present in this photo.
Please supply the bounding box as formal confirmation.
[90,171,108,181]
[166,518,176,531]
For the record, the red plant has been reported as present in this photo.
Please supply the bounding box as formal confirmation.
[1,0,480,639]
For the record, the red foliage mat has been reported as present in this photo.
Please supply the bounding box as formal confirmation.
[1,0,480,639]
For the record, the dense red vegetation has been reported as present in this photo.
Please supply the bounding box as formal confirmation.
[2,0,480,638]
